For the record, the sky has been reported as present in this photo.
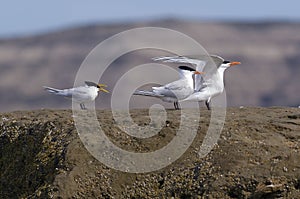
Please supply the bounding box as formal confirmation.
[1,0,299,38]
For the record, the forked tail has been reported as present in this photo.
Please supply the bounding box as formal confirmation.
[43,86,62,94]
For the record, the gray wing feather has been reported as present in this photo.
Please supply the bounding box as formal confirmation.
[153,56,206,70]
[163,78,188,91]
[209,55,224,68]
[133,90,164,97]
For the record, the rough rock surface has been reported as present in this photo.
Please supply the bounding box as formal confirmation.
[1,107,300,198]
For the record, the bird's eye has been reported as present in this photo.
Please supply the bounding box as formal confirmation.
[223,61,230,64]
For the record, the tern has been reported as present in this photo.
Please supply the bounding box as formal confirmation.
[43,81,109,110]
[153,55,241,110]
[133,66,203,110]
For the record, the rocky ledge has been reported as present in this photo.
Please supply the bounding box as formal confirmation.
[1,107,300,198]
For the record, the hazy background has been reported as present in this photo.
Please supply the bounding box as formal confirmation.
[0,0,299,111]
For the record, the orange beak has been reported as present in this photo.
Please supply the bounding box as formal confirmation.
[194,71,204,75]
[229,61,241,66]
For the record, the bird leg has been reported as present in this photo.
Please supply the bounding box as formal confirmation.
[173,101,180,110]
[205,100,211,110]
[177,102,181,110]
[80,103,87,110]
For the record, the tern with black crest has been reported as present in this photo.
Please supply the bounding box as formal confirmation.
[43,81,109,110]
[133,66,203,110]
[153,55,241,110]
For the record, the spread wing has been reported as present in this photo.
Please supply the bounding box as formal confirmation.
[209,55,224,68]
[153,56,206,71]
[153,55,225,91]
[152,56,206,91]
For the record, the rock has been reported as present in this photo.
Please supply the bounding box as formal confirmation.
[0,107,300,198]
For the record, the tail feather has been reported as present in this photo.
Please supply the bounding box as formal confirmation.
[43,86,62,94]
[133,90,163,97]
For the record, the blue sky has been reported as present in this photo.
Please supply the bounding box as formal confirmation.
[1,0,299,37]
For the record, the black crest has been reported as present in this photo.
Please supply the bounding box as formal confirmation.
[85,81,98,87]
[223,60,230,64]
[178,66,195,71]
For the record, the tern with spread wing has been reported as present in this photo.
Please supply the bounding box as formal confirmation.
[44,81,109,110]
[153,55,241,110]
[133,66,203,110]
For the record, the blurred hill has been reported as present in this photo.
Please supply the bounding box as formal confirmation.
[0,19,299,111]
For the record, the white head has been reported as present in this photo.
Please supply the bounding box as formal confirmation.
[215,60,241,90]
[219,60,241,69]
[85,81,109,93]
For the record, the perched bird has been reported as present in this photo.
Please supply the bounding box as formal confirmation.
[133,66,203,110]
[153,55,241,110]
[44,81,109,110]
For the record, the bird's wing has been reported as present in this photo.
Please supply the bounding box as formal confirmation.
[133,90,164,97]
[153,56,206,70]
[60,87,89,98]
[209,55,224,68]
[193,55,224,91]
[43,86,75,97]
[194,61,207,92]
[153,55,224,68]
[152,55,225,92]
[158,78,189,91]
[152,56,207,91]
